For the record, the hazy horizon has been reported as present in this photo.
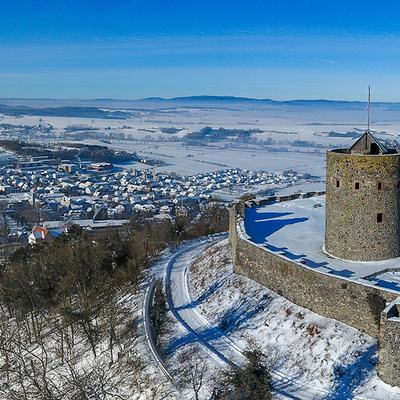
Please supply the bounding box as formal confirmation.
[0,94,394,104]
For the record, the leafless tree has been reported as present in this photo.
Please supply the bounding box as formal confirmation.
[172,343,210,400]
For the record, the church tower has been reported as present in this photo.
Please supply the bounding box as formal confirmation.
[325,132,400,261]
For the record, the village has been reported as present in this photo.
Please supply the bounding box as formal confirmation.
[0,152,309,244]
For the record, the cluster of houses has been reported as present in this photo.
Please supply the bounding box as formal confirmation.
[0,159,308,244]
[187,169,297,190]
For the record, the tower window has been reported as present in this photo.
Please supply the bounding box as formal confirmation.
[376,212,385,224]
[377,181,384,191]
[354,181,361,190]
[335,178,341,188]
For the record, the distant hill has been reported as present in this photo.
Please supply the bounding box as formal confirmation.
[0,104,132,119]
[0,95,400,116]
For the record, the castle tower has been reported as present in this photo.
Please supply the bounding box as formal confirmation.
[325,132,400,261]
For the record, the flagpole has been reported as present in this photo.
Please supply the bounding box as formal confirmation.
[367,86,370,133]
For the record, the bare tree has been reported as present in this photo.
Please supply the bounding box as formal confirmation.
[172,343,210,400]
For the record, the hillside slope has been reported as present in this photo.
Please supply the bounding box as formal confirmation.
[163,238,400,399]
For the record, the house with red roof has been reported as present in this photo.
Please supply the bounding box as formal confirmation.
[28,224,68,244]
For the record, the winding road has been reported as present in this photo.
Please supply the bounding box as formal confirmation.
[161,235,333,400]
[165,237,243,367]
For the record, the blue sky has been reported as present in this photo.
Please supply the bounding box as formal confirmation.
[1,0,400,101]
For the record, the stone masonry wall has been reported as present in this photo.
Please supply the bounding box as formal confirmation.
[378,300,400,386]
[325,150,400,261]
[229,203,398,339]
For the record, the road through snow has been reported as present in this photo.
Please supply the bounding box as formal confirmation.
[163,236,331,400]
[165,238,243,368]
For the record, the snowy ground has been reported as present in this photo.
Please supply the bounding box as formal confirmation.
[0,285,169,400]
[3,99,400,182]
[154,237,400,399]
[243,196,400,288]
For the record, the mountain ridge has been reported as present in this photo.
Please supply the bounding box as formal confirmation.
[0,96,398,115]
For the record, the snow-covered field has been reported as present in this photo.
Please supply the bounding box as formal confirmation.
[158,237,400,399]
[3,99,400,181]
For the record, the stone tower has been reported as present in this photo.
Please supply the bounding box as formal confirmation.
[325,132,400,261]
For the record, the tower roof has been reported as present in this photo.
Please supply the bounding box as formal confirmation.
[349,132,388,155]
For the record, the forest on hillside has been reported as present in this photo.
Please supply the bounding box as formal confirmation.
[0,140,135,163]
[0,203,229,399]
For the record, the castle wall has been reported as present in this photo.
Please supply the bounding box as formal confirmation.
[229,202,397,339]
[378,300,400,386]
[325,150,400,261]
